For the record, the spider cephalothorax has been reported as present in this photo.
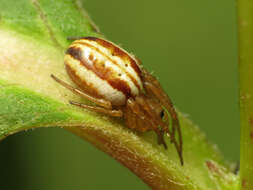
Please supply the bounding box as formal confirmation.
[51,37,183,165]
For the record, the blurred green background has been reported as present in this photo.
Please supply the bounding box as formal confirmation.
[0,0,238,189]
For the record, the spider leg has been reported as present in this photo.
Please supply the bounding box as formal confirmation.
[126,98,145,118]
[127,98,168,148]
[126,98,148,132]
[69,101,123,117]
[144,81,183,165]
[124,104,138,130]
[155,130,167,149]
[135,96,171,149]
[158,110,172,137]
[135,96,169,130]
[142,69,183,165]
[162,109,170,130]
[51,74,112,109]
[143,78,178,137]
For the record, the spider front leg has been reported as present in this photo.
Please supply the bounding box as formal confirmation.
[126,98,168,149]
[144,81,181,141]
[141,69,183,165]
[142,70,180,136]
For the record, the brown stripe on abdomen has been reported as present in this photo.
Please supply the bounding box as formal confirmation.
[66,46,132,98]
[82,37,142,76]
[73,41,141,91]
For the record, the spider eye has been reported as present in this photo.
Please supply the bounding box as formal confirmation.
[160,110,165,118]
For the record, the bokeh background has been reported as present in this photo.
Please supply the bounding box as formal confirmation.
[0,0,238,189]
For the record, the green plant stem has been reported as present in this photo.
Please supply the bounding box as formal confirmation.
[237,0,253,189]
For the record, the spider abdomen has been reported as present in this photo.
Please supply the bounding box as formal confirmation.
[64,37,143,106]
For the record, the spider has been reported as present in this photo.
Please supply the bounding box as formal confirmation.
[51,37,183,165]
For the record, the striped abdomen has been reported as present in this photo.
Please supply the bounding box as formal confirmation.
[64,37,143,106]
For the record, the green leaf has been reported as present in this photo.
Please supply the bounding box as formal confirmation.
[0,0,239,189]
